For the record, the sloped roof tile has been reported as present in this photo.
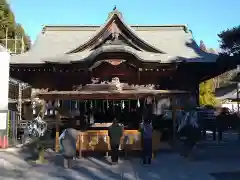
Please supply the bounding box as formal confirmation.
[10,10,218,65]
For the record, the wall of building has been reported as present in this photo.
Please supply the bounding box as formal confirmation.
[0,48,10,147]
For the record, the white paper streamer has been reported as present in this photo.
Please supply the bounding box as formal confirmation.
[121,101,125,109]
[103,135,107,142]
[137,99,140,108]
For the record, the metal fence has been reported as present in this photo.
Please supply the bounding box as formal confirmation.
[7,110,20,146]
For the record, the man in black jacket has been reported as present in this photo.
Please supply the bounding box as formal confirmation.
[108,118,124,164]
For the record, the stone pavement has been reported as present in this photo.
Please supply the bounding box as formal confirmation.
[1,141,240,180]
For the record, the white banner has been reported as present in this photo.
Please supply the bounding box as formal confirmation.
[0,51,10,111]
[0,113,7,130]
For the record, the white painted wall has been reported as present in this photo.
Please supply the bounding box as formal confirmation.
[0,48,10,130]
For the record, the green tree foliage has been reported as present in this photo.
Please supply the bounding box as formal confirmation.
[200,40,207,52]
[199,40,217,106]
[199,80,216,106]
[0,0,31,53]
[218,25,240,56]
[214,26,240,88]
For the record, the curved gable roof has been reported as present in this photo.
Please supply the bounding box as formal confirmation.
[10,9,218,65]
[68,10,165,54]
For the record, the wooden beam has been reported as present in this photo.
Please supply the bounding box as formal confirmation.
[36,90,189,101]
[55,110,60,152]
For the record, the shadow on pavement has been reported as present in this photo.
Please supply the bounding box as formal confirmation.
[210,171,240,180]
[193,141,240,162]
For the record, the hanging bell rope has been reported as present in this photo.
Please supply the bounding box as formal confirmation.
[90,100,93,109]
[113,100,115,113]
[57,100,61,107]
[84,100,87,113]
[153,96,157,115]
[68,100,72,114]
[137,99,140,108]
[103,100,105,113]
[107,100,109,109]
[94,100,97,109]
[121,100,125,110]
[74,100,80,116]
[128,100,130,111]
[75,100,78,109]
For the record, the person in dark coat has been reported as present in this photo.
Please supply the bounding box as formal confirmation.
[140,119,153,165]
[59,129,66,153]
[61,128,79,168]
[108,118,124,165]
[178,109,201,158]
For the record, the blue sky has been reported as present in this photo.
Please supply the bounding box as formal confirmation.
[9,0,239,49]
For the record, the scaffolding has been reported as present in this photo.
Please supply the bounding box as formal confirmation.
[0,38,25,54]
[8,78,32,145]
[8,77,32,104]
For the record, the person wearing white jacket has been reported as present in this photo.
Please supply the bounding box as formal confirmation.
[177,109,201,158]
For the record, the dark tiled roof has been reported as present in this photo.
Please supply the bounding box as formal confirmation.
[10,10,218,65]
[215,83,238,100]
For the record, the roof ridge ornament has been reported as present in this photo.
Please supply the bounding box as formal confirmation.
[107,6,123,20]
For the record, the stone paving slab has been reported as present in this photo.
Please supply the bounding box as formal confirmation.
[210,171,240,180]
[0,152,215,180]
[130,154,216,180]
[1,143,240,180]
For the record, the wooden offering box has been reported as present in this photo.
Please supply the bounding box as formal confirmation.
[76,130,161,151]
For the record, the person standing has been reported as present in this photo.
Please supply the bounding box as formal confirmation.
[140,119,153,165]
[108,118,124,165]
[178,110,201,158]
[61,128,78,168]
[59,129,66,153]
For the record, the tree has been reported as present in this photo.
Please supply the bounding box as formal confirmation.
[218,25,240,56]
[200,40,207,52]
[15,23,31,52]
[23,99,48,164]
[199,40,217,106]
[209,48,216,54]
[199,80,217,106]
[0,0,31,53]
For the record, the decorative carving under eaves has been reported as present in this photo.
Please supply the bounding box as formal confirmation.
[80,78,157,91]
[111,77,123,91]
[91,77,100,84]
[110,20,120,40]
[31,97,47,118]
[72,84,83,91]
[123,84,156,90]
[104,59,126,66]
[31,88,49,97]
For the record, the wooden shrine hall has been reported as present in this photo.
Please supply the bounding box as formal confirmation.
[10,8,219,152]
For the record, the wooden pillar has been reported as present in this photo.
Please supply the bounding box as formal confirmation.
[138,68,141,84]
[78,133,82,158]
[55,110,60,152]
[171,96,177,142]
[195,81,200,106]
